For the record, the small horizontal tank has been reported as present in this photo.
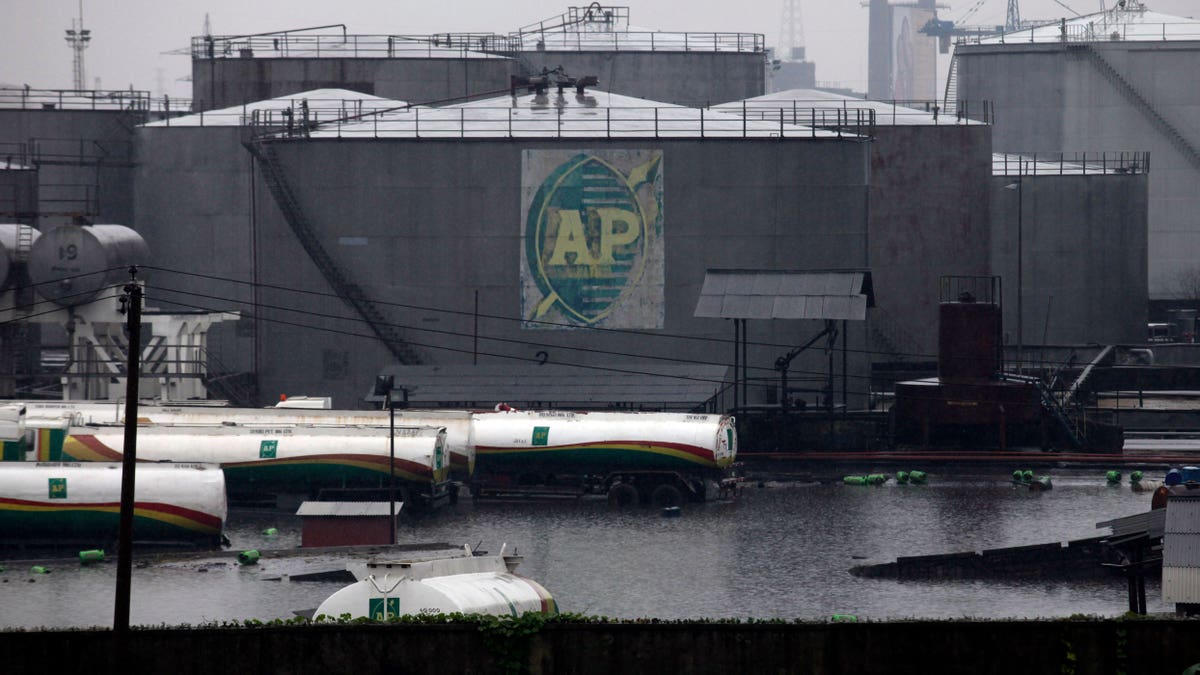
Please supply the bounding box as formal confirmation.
[28,224,149,306]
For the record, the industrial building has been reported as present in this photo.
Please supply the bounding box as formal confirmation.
[951,2,1200,299]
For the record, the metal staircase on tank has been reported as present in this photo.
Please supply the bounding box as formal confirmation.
[942,53,959,117]
[1002,372,1086,450]
[244,138,422,365]
[1076,44,1200,173]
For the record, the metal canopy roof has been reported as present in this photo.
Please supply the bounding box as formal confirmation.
[694,269,874,321]
[366,364,729,409]
[296,501,399,517]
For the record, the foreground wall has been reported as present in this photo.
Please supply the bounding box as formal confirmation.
[3,620,1200,674]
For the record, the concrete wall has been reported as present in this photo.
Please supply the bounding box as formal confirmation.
[4,620,1200,674]
[132,126,259,378]
[867,124,993,359]
[518,51,766,106]
[246,138,871,408]
[989,173,1149,346]
[192,57,518,111]
[0,109,140,227]
[956,41,1200,298]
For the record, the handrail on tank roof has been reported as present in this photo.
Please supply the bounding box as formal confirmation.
[993,151,1151,176]
[956,16,1200,45]
[0,86,151,112]
[241,101,875,140]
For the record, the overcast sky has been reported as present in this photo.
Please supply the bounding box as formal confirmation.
[1,0,1195,100]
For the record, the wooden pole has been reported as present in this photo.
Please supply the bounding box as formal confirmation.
[114,267,142,634]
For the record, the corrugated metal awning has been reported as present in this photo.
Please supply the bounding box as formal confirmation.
[694,269,874,321]
[366,364,730,409]
[296,501,400,517]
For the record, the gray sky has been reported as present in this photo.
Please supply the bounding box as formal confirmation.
[1,1,1195,100]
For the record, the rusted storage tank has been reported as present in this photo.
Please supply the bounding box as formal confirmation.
[28,224,149,306]
[0,224,39,289]
[937,295,1000,382]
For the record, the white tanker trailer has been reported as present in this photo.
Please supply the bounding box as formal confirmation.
[59,423,451,507]
[314,545,557,621]
[22,402,475,480]
[469,409,738,506]
[20,403,739,506]
[0,462,227,548]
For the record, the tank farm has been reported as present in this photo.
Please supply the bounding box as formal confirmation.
[7,3,1200,665]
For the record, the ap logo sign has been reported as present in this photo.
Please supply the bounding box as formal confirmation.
[521,150,664,329]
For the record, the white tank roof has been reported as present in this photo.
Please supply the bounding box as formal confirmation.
[143,88,405,128]
[975,6,1200,44]
[306,88,853,139]
[715,89,985,127]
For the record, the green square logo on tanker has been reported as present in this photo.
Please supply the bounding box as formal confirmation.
[259,440,278,459]
[525,153,661,325]
[368,597,400,620]
[532,427,550,446]
[48,477,67,499]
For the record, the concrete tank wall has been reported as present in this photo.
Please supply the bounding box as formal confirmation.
[133,126,258,379]
[867,124,993,360]
[247,138,870,408]
[192,57,518,111]
[518,52,766,106]
[956,40,1200,298]
[988,172,1148,346]
[0,109,139,226]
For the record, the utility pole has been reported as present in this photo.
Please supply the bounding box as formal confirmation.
[114,266,142,635]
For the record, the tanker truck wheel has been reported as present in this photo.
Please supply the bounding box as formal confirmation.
[607,482,639,508]
[651,483,683,509]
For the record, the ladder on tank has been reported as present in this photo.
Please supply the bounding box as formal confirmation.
[1075,44,1200,173]
[244,137,422,366]
[942,53,959,118]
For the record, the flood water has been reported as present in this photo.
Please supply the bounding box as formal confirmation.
[0,468,1165,629]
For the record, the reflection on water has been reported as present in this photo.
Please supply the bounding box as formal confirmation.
[0,470,1163,629]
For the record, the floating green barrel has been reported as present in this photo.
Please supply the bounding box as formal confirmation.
[1130,470,1143,483]
[909,470,927,484]
[78,549,104,564]
[237,549,260,565]
[1012,469,1024,482]
[831,614,858,623]
[262,527,278,536]
[30,566,49,574]
[843,476,867,486]
[896,471,909,484]
[1106,470,1121,484]
[1022,469,1034,482]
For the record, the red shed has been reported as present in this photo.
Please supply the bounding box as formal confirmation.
[296,501,399,548]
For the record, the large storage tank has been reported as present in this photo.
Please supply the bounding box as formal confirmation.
[953,6,1200,298]
[28,224,149,305]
